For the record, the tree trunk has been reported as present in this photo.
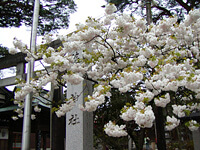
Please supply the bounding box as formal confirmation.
[154,106,166,150]
[127,125,145,150]
[146,0,152,25]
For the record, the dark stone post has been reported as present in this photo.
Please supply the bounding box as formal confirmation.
[51,86,65,150]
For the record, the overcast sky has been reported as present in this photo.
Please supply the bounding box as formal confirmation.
[0,0,106,48]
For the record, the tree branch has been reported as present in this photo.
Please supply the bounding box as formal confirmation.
[152,5,173,19]
[175,0,191,12]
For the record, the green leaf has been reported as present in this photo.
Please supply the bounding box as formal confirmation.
[143,97,149,103]
[52,107,59,112]
[184,110,191,116]
[177,76,185,81]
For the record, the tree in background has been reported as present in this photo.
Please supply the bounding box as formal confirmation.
[0,0,77,35]
[0,45,9,58]
[103,0,200,22]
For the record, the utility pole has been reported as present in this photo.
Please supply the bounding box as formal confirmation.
[21,0,40,149]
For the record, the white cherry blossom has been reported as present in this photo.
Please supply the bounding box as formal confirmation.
[104,121,127,137]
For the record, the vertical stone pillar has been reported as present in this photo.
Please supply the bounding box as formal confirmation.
[16,62,25,76]
[66,80,93,150]
[192,128,200,150]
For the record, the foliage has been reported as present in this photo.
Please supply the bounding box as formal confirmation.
[0,45,9,58]
[93,88,147,149]
[0,0,77,35]
[9,3,200,148]
[94,89,130,149]
[104,0,200,22]
[166,124,194,149]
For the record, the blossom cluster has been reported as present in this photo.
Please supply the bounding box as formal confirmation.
[154,93,170,107]
[111,71,143,93]
[55,98,75,117]
[165,116,180,131]
[172,105,187,118]
[104,121,128,137]
[120,102,155,128]
[187,120,200,131]
[79,84,111,112]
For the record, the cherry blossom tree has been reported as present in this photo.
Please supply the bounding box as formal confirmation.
[103,0,200,23]
[10,4,200,149]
